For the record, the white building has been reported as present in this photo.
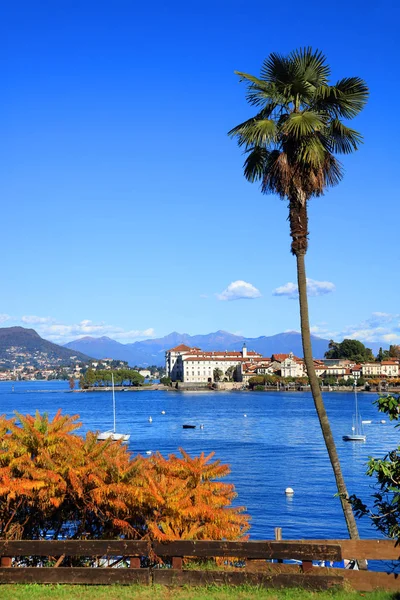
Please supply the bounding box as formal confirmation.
[165,343,263,383]
[362,362,382,377]
[280,353,306,378]
[139,369,151,378]
[381,361,399,378]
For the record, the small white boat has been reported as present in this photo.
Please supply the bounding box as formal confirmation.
[97,374,130,442]
[361,420,372,424]
[343,385,366,442]
[97,431,130,441]
[148,416,153,423]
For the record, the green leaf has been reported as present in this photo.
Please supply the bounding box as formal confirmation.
[326,119,363,154]
[289,47,330,87]
[243,147,268,182]
[282,111,326,139]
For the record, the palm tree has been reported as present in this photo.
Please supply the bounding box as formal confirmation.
[229,48,368,539]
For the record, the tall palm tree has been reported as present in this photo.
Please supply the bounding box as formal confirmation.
[229,48,368,539]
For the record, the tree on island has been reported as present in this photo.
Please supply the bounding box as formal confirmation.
[225,366,236,381]
[213,368,224,382]
[229,47,368,539]
[69,376,75,390]
[325,338,374,363]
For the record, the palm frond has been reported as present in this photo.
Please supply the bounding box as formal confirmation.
[326,119,363,154]
[243,147,268,182]
[322,154,343,187]
[228,113,276,148]
[234,71,267,87]
[333,77,369,118]
[289,47,330,86]
[260,52,291,85]
[314,78,369,119]
[296,135,326,167]
[282,111,326,139]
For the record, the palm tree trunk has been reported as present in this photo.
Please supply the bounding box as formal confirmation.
[296,251,361,540]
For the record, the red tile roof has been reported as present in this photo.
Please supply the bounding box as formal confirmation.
[272,353,301,362]
[185,356,247,362]
[169,344,193,352]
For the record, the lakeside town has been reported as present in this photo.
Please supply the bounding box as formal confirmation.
[2,339,399,392]
[164,343,400,390]
[0,348,162,383]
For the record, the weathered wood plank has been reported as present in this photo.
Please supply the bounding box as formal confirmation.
[0,567,150,585]
[153,570,344,590]
[153,541,342,561]
[244,563,400,592]
[245,561,301,574]
[293,540,400,561]
[0,540,148,557]
[340,568,400,591]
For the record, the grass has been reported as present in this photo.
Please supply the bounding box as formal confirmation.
[0,586,399,600]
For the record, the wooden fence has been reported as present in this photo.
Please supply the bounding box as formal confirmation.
[0,539,399,590]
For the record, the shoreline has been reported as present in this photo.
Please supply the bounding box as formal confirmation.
[74,384,400,394]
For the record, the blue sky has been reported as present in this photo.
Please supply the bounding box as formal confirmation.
[1,0,399,346]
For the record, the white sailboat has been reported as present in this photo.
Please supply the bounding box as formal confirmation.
[343,384,366,442]
[97,374,130,442]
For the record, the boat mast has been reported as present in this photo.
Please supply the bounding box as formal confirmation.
[354,382,359,435]
[112,373,116,434]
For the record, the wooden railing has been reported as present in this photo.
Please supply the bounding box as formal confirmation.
[0,539,399,590]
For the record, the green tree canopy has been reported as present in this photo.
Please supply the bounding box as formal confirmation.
[213,368,224,382]
[325,339,374,362]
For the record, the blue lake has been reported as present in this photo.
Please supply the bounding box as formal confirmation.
[1,380,397,541]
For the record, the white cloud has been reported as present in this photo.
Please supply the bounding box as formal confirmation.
[217,280,261,301]
[382,333,400,343]
[273,282,298,299]
[21,315,56,325]
[335,312,400,345]
[273,278,335,300]
[14,316,155,344]
[0,314,10,324]
[366,312,399,328]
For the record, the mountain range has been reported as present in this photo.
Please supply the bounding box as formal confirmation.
[63,330,385,367]
[0,326,387,369]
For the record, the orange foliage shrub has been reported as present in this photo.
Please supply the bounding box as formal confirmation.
[0,411,250,541]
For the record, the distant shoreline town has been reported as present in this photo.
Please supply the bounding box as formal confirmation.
[0,326,399,392]
[165,343,400,390]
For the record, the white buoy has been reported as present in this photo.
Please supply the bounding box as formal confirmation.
[200,424,204,429]
[161,410,166,414]
[148,416,153,423]
[244,414,247,417]
[285,487,294,495]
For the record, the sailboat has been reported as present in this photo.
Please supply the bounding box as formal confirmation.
[97,374,130,442]
[343,383,366,442]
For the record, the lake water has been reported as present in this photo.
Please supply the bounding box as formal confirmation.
[1,380,398,541]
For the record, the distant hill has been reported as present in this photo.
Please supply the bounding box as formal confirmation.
[64,329,334,366]
[0,326,92,368]
[64,336,134,362]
